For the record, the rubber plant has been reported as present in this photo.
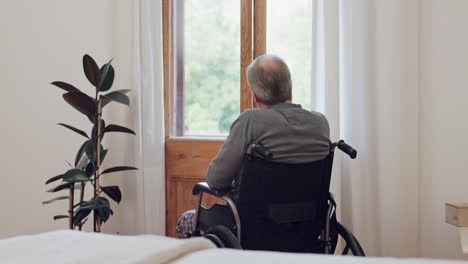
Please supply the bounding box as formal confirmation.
[43,54,137,232]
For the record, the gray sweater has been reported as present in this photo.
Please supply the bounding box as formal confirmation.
[205,103,331,189]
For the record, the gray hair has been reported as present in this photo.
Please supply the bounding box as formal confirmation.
[246,54,292,105]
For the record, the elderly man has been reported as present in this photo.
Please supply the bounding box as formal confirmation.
[176,54,331,238]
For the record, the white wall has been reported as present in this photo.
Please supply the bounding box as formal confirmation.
[0,0,114,238]
[419,0,468,260]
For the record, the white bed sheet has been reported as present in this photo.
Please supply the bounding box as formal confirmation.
[2,230,467,264]
[174,248,468,264]
[0,230,214,264]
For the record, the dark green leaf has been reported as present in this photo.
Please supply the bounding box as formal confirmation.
[95,203,113,223]
[51,81,81,93]
[73,209,91,226]
[58,123,89,138]
[101,166,138,175]
[63,169,91,183]
[104,124,135,135]
[84,141,104,162]
[101,186,122,203]
[114,89,131,94]
[75,140,89,167]
[100,63,114,92]
[53,215,69,220]
[78,197,109,210]
[84,140,94,160]
[100,59,112,80]
[101,92,130,107]
[91,119,105,142]
[47,182,73,192]
[77,153,90,171]
[63,92,96,121]
[82,144,106,169]
[42,196,68,205]
[45,174,64,185]
[96,206,113,223]
[77,197,113,223]
[77,217,88,228]
[84,160,94,176]
[83,54,101,87]
[100,149,108,166]
[101,90,131,108]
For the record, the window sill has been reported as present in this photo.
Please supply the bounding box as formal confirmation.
[166,136,226,142]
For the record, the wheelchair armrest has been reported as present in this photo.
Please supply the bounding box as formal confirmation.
[192,182,230,197]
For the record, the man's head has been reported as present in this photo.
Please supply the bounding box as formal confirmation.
[246,54,292,106]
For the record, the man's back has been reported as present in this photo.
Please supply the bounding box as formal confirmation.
[205,103,331,189]
[247,103,330,163]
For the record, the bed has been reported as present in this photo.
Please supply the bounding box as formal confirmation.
[0,231,465,264]
[0,230,214,264]
[174,248,468,264]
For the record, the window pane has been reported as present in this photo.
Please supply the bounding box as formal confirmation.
[266,0,313,110]
[184,0,240,136]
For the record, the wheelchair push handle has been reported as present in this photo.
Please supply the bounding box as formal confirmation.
[247,142,273,161]
[334,140,357,159]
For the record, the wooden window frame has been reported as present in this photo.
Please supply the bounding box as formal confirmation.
[240,0,253,113]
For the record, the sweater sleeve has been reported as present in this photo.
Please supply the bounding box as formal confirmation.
[205,111,254,189]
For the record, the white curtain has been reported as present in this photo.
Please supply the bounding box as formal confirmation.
[312,0,419,257]
[311,0,342,225]
[103,0,166,235]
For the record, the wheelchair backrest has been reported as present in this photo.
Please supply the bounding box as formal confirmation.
[237,153,334,252]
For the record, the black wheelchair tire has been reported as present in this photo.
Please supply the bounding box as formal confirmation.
[206,225,242,249]
[204,233,225,248]
[336,222,365,256]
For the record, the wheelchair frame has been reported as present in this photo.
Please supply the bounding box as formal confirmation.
[193,184,242,240]
[191,140,365,256]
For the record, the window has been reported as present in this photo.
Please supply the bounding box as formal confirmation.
[166,0,314,137]
[185,1,240,136]
[169,0,241,136]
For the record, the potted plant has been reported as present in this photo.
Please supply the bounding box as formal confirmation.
[43,54,137,232]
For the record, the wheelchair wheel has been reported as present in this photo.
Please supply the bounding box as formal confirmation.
[205,225,242,249]
[204,233,225,248]
[336,222,365,256]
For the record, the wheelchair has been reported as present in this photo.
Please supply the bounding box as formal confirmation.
[190,140,365,256]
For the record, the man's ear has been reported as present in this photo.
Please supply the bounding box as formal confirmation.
[252,92,259,104]
[251,91,266,108]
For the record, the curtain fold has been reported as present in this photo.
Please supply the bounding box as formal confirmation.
[313,0,420,257]
[137,0,166,236]
[311,0,342,222]
[103,0,165,235]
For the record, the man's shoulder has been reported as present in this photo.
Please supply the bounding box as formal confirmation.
[229,108,258,128]
[309,110,328,121]
[237,107,262,119]
[238,108,328,121]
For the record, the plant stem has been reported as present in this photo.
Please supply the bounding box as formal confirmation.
[68,183,74,229]
[93,93,98,232]
[94,98,102,232]
[78,182,85,231]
